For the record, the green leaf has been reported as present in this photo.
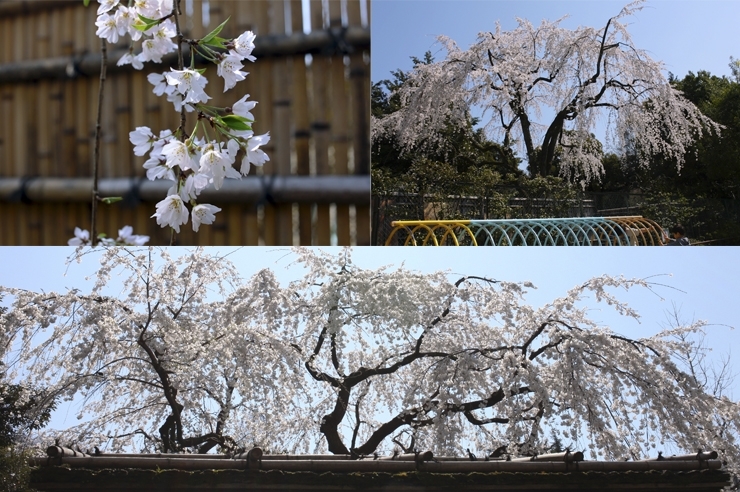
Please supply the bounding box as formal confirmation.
[83,0,91,6]
[101,196,123,205]
[221,115,252,132]
[134,13,160,32]
[204,36,229,49]
[201,16,231,45]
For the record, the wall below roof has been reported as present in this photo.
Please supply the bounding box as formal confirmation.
[30,467,732,492]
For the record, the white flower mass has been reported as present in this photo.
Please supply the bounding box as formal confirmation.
[2,248,738,479]
[96,0,271,236]
[373,0,721,184]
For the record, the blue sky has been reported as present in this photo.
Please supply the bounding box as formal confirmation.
[2,247,737,348]
[371,0,740,84]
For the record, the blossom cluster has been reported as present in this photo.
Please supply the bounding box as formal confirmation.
[68,225,150,246]
[95,0,270,235]
[95,0,178,68]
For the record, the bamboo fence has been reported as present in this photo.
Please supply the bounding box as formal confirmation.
[0,0,370,245]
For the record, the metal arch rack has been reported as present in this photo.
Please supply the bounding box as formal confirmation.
[385,216,665,246]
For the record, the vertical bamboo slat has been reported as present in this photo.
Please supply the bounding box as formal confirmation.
[268,0,294,245]
[290,0,312,245]
[309,0,332,245]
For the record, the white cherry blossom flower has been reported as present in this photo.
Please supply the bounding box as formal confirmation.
[132,0,158,18]
[191,203,222,232]
[151,194,189,232]
[95,13,120,43]
[143,157,175,181]
[117,52,144,70]
[152,0,174,20]
[137,28,176,65]
[166,69,210,105]
[217,54,247,92]
[67,227,90,246]
[199,141,238,189]
[148,72,172,96]
[161,140,198,171]
[116,226,150,245]
[114,6,141,41]
[149,23,177,53]
[231,30,256,62]
[166,91,185,112]
[232,94,257,120]
[179,173,210,201]
[129,126,155,156]
[96,0,119,15]
[242,133,270,173]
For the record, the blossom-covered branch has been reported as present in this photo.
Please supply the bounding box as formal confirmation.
[94,0,270,238]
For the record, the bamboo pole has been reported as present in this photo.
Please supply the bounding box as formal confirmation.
[509,451,585,462]
[46,446,91,458]
[30,455,723,473]
[0,176,370,204]
[0,1,79,17]
[0,27,369,83]
[641,451,719,462]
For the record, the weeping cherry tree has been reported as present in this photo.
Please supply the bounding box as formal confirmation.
[286,248,739,476]
[373,0,722,183]
[0,248,311,454]
[1,247,738,478]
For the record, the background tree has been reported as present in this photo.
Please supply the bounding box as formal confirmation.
[1,298,56,492]
[286,249,739,472]
[590,63,740,242]
[372,52,522,193]
[0,249,309,454]
[374,0,721,182]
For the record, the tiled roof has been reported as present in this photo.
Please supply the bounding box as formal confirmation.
[29,446,732,491]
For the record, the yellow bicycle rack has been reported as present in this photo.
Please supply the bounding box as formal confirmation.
[385,217,665,246]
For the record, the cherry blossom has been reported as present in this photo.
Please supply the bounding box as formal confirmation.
[143,157,174,181]
[1,248,309,453]
[117,52,143,70]
[129,126,155,156]
[232,94,257,120]
[116,226,150,245]
[96,0,119,15]
[242,133,271,172]
[199,141,240,189]
[147,72,170,96]
[191,204,222,232]
[217,54,248,92]
[113,6,140,41]
[166,69,210,105]
[161,139,198,171]
[151,195,189,232]
[231,31,257,62]
[67,227,90,246]
[178,173,210,201]
[90,0,269,238]
[67,226,149,246]
[95,13,120,43]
